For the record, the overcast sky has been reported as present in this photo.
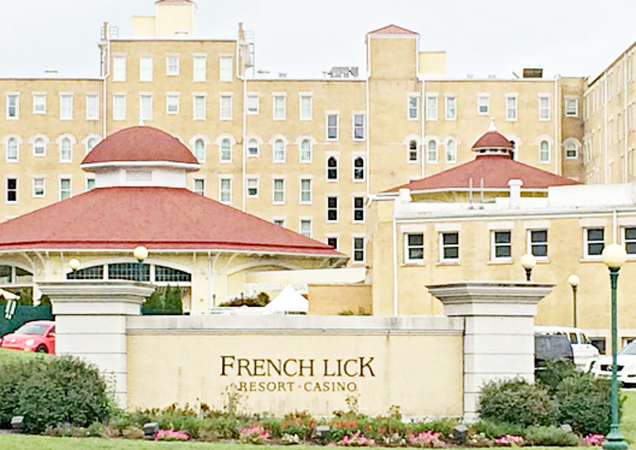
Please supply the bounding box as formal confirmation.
[1,0,635,80]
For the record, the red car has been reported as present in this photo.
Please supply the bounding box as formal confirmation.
[0,320,56,354]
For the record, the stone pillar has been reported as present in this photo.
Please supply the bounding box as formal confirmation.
[38,281,154,406]
[427,281,553,422]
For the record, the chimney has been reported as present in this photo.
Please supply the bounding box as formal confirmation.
[508,179,523,208]
[398,188,412,204]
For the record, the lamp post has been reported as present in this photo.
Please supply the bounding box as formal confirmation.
[68,258,80,274]
[520,253,537,281]
[133,246,148,282]
[602,243,628,450]
[567,274,580,328]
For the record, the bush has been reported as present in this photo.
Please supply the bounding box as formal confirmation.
[524,425,580,446]
[0,355,111,434]
[478,378,554,427]
[536,360,579,396]
[472,420,526,440]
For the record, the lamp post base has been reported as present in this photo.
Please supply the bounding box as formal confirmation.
[603,425,628,450]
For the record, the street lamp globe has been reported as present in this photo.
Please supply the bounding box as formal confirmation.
[520,253,537,270]
[602,244,627,269]
[133,246,148,262]
[567,274,580,288]
[69,258,80,271]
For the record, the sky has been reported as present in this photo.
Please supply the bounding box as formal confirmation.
[1,0,635,80]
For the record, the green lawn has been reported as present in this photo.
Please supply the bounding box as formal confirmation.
[0,347,49,363]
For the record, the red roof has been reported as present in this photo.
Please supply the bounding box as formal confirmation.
[0,187,343,258]
[82,126,198,166]
[472,131,514,151]
[368,25,418,35]
[388,155,578,192]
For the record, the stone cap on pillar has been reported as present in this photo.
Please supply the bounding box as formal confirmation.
[427,281,554,318]
[39,281,155,316]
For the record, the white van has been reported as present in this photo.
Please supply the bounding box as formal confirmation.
[534,326,600,369]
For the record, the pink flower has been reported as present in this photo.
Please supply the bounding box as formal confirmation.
[586,434,605,446]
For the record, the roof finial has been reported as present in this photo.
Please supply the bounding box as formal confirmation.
[138,120,145,127]
[488,117,497,132]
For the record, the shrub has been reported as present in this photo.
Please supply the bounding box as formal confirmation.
[122,426,144,439]
[536,360,579,396]
[478,378,554,427]
[524,426,579,446]
[553,372,615,435]
[239,423,271,444]
[473,420,526,440]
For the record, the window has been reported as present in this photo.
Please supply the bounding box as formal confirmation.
[139,94,153,121]
[139,56,153,82]
[440,232,459,262]
[219,56,233,81]
[166,55,180,76]
[273,95,286,120]
[585,228,604,258]
[300,219,312,238]
[353,157,364,181]
[247,139,259,157]
[59,94,73,120]
[353,197,364,222]
[219,178,232,204]
[6,178,17,203]
[445,96,457,120]
[353,114,365,140]
[166,94,179,114]
[60,138,72,162]
[539,141,550,163]
[539,96,550,120]
[32,178,45,197]
[327,156,338,180]
[426,96,438,120]
[478,95,490,115]
[246,95,259,114]
[6,138,18,162]
[246,178,259,198]
[193,56,206,81]
[273,218,285,227]
[33,138,45,156]
[86,138,98,154]
[273,179,285,204]
[445,140,457,163]
[300,139,312,162]
[427,140,438,163]
[86,178,96,191]
[528,229,548,258]
[353,237,365,263]
[59,178,71,200]
[86,95,99,120]
[220,95,232,120]
[300,95,312,120]
[405,233,424,263]
[194,139,206,162]
[112,56,126,82]
[506,95,518,121]
[327,237,338,250]
[565,98,578,118]
[300,179,312,204]
[408,96,419,120]
[113,95,126,120]
[6,94,18,119]
[220,139,232,162]
[624,227,636,255]
[492,231,512,260]
[327,196,338,222]
[408,140,418,162]
[273,139,285,162]
[33,94,46,114]
[326,114,339,140]
[565,142,578,159]
[194,179,205,195]
[193,95,206,120]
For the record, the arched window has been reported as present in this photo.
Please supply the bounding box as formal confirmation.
[565,142,578,159]
[300,139,312,162]
[408,140,418,162]
[220,138,231,162]
[353,156,365,181]
[6,138,18,161]
[247,139,259,157]
[427,140,437,163]
[67,263,191,284]
[445,140,457,164]
[194,139,206,162]
[539,140,550,163]
[327,156,338,180]
[86,138,98,154]
[273,139,285,162]
[60,137,72,162]
[34,138,45,156]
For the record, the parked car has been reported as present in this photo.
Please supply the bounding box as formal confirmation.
[590,339,636,387]
[535,333,574,372]
[535,326,600,369]
[0,320,55,353]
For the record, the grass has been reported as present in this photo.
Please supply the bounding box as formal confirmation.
[0,347,50,363]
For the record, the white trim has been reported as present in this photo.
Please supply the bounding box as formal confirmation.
[81,161,200,171]
[434,223,461,232]
[82,134,101,155]
[299,176,313,205]
[29,134,50,157]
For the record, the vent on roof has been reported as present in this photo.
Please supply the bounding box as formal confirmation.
[109,26,119,39]
[326,67,359,79]
[487,74,496,79]
[523,68,543,78]
[44,70,58,78]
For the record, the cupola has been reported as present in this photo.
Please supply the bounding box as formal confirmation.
[472,119,515,157]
